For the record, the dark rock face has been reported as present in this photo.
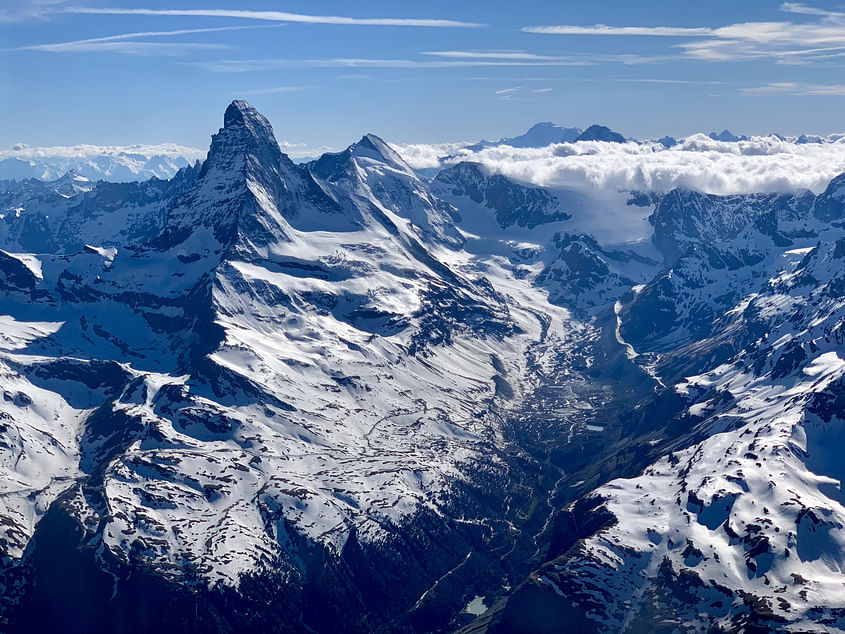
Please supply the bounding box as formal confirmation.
[813,173,845,222]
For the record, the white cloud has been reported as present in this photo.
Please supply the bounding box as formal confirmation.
[63,7,485,28]
[0,0,67,23]
[522,6,845,64]
[780,2,844,18]
[391,134,845,196]
[679,22,845,61]
[0,140,333,164]
[10,25,275,55]
[422,50,568,60]
[33,41,225,55]
[522,25,712,36]
[187,57,599,72]
[616,78,727,85]
[187,53,670,73]
[388,142,471,170]
[741,82,845,95]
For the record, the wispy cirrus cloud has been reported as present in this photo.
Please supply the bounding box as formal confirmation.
[0,0,68,23]
[420,49,671,65]
[24,41,225,55]
[62,6,485,28]
[494,85,555,100]
[422,50,567,60]
[523,25,712,37]
[615,78,727,85]
[0,8,47,22]
[187,50,674,73]
[186,57,595,73]
[741,82,845,95]
[523,3,845,64]
[780,2,845,18]
[7,24,273,54]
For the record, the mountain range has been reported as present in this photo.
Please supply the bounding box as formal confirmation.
[1,101,844,633]
[8,122,845,185]
[0,144,203,183]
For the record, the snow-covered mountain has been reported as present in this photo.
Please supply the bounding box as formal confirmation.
[0,101,621,633]
[0,143,204,182]
[2,101,845,633]
[477,170,845,634]
[466,122,583,151]
[709,129,749,142]
[0,166,199,253]
[575,125,627,143]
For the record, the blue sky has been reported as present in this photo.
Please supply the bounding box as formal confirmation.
[3,1,845,153]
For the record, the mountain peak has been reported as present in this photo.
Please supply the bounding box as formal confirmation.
[353,133,408,168]
[199,100,290,179]
[467,122,581,151]
[709,129,748,142]
[55,168,89,183]
[311,133,412,182]
[224,100,268,131]
[217,100,280,154]
[526,121,562,133]
[575,125,626,143]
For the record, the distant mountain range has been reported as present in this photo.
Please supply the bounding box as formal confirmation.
[5,124,845,185]
[0,143,204,182]
[464,122,845,154]
[467,121,583,150]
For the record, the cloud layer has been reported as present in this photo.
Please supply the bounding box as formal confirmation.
[392,135,845,195]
